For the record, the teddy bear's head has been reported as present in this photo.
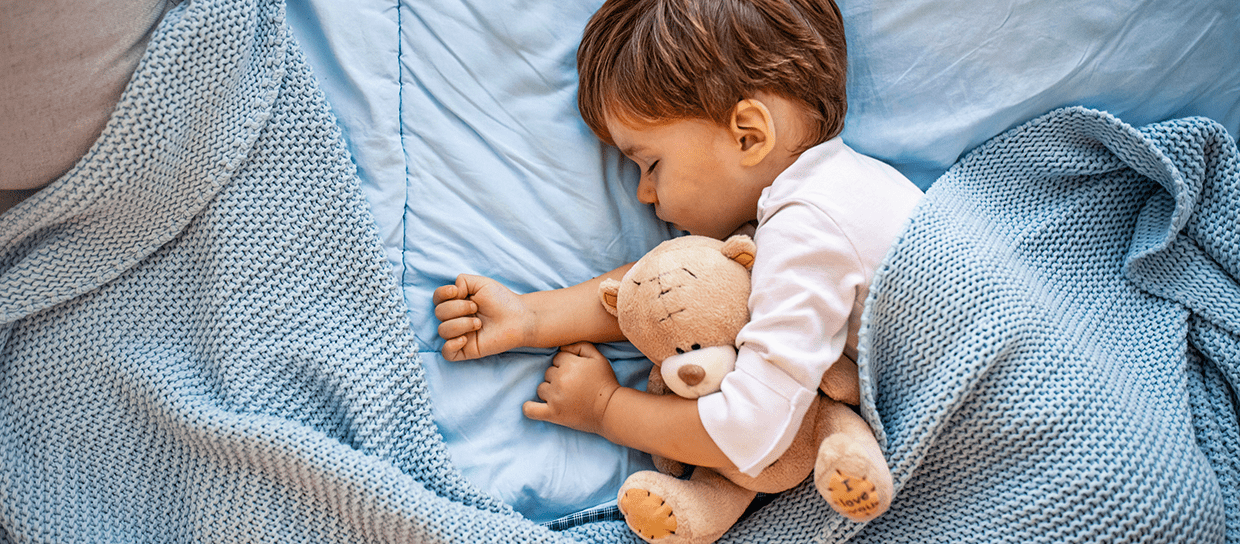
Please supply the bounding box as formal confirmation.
[599,235,755,399]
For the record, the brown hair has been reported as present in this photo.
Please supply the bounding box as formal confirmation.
[577,0,848,149]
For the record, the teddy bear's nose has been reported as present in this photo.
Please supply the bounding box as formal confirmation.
[678,365,705,386]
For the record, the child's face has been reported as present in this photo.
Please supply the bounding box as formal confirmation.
[606,115,767,240]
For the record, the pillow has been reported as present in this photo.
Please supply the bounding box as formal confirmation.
[840,0,1240,189]
[0,0,174,191]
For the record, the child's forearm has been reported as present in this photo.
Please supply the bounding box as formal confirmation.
[599,387,734,469]
[521,263,632,348]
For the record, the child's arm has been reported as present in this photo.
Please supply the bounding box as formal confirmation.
[433,264,634,361]
[523,342,734,469]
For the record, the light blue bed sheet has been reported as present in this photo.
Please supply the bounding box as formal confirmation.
[287,0,671,523]
[286,0,1240,523]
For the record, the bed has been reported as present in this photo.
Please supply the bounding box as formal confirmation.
[1,0,1237,542]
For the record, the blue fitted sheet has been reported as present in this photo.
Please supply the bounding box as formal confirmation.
[285,0,1240,522]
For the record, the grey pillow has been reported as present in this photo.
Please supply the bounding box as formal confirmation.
[0,0,174,192]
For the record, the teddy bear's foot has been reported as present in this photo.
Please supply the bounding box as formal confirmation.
[618,469,755,544]
[820,468,885,521]
[619,488,678,541]
[814,434,893,523]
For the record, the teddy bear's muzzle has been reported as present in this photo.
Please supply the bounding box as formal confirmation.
[659,345,737,399]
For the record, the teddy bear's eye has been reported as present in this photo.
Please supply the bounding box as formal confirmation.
[675,347,685,354]
[691,344,701,350]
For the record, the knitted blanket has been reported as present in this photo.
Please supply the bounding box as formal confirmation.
[843,107,1239,543]
[1,0,1236,542]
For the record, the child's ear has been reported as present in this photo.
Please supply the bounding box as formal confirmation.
[730,99,776,167]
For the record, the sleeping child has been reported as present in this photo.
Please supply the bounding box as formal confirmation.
[433,0,921,518]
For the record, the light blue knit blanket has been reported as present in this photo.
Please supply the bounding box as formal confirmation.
[841,106,1239,543]
[1,0,1236,542]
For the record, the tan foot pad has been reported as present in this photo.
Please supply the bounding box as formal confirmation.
[619,488,678,540]
[825,469,882,520]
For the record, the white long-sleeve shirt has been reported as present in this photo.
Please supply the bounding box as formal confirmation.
[698,137,923,477]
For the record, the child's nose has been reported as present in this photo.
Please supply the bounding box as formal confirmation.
[636,177,657,205]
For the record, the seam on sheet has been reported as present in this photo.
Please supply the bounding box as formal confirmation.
[396,0,406,275]
[396,0,423,350]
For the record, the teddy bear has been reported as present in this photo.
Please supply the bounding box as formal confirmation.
[597,234,893,544]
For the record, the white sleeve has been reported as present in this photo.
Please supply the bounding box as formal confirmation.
[698,201,867,477]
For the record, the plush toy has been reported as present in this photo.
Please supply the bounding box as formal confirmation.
[598,234,893,544]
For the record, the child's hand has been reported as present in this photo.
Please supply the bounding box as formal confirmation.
[523,342,620,436]
[433,274,534,361]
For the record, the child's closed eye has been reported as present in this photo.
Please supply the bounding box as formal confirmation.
[646,160,659,174]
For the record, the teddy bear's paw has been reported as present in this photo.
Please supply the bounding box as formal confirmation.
[814,428,893,523]
[818,469,886,522]
[619,488,678,541]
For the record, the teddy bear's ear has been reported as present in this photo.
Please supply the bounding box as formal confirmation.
[598,278,621,316]
[722,234,757,270]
